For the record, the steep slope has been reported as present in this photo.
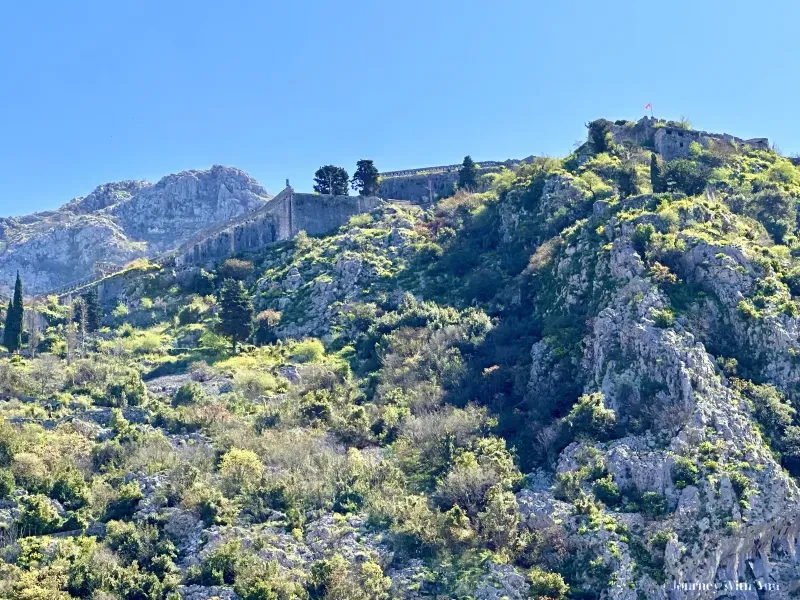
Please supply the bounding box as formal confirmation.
[4,117,800,599]
[0,165,270,294]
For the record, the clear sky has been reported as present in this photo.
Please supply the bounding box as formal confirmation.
[1,0,797,215]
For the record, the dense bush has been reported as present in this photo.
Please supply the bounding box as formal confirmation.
[0,467,14,498]
[16,494,64,535]
[671,456,699,489]
[173,381,206,406]
[564,393,616,441]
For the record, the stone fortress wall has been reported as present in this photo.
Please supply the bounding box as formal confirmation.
[165,186,381,269]
[377,156,535,204]
[607,116,770,161]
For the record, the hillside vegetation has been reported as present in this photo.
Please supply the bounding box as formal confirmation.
[2,119,800,599]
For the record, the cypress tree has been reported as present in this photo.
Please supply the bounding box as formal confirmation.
[3,273,23,353]
[82,288,101,332]
[218,278,254,353]
[458,155,478,190]
[650,153,664,193]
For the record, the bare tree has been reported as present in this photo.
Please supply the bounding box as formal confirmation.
[30,354,63,398]
[76,298,88,356]
[25,303,41,358]
[64,298,76,366]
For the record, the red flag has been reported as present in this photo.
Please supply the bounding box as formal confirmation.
[644,103,652,110]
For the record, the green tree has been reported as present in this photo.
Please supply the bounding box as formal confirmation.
[351,159,380,196]
[662,158,708,196]
[458,155,478,190]
[3,273,23,353]
[650,153,665,193]
[314,165,350,195]
[218,278,254,352]
[218,258,255,281]
[82,288,101,332]
[587,119,613,153]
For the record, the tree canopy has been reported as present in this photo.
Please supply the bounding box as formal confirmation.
[3,273,23,353]
[457,156,478,190]
[351,160,380,196]
[218,278,254,352]
[314,165,350,196]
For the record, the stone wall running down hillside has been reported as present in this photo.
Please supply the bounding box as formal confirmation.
[170,187,382,269]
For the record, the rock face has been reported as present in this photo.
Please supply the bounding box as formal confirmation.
[0,165,270,294]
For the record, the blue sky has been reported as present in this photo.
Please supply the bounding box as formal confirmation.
[1,0,797,215]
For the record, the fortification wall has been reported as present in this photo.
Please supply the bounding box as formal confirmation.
[172,188,382,268]
[377,171,461,204]
[608,117,770,161]
[376,156,535,203]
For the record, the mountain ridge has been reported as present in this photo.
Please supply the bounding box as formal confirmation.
[0,165,270,295]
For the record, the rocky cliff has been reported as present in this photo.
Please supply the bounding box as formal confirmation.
[0,165,270,294]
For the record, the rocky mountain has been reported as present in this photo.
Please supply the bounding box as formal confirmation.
[4,117,800,599]
[0,165,270,295]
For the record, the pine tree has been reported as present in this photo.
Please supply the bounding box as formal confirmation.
[313,165,350,196]
[458,156,478,190]
[218,278,254,353]
[82,288,101,332]
[3,273,23,353]
[351,159,380,196]
[650,153,664,193]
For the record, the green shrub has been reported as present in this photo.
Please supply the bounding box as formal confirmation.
[640,491,668,517]
[728,471,750,499]
[592,475,620,505]
[218,258,255,281]
[92,439,126,472]
[106,370,147,407]
[11,452,49,491]
[652,308,674,328]
[191,540,244,585]
[527,567,569,600]
[737,300,759,320]
[219,448,263,496]
[105,481,144,520]
[308,553,391,600]
[16,494,64,536]
[632,223,655,258]
[234,370,278,401]
[51,471,89,510]
[554,471,583,502]
[0,468,14,498]
[253,309,282,345]
[189,485,239,526]
[292,338,325,363]
[564,393,616,441]
[671,456,699,489]
[178,299,207,325]
[173,382,206,406]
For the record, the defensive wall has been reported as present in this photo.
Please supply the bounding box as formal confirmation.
[167,186,381,269]
[607,116,770,161]
[377,156,535,203]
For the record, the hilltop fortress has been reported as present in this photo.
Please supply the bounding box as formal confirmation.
[603,116,769,159]
[44,116,771,300]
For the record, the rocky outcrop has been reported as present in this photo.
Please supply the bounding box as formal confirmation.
[0,166,270,294]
